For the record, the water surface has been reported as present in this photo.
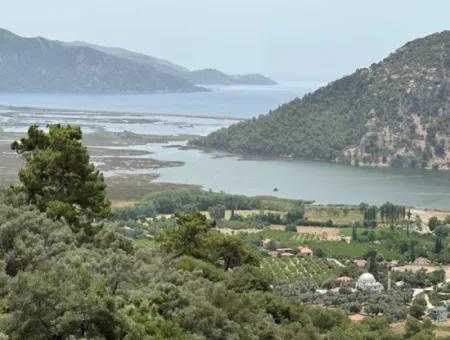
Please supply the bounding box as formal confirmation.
[103,143,450,210]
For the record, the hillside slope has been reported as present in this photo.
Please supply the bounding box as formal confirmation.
[193,31,450,169]
[0,29,202,93]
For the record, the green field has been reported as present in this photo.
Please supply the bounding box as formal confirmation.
[305,240,402,260]
[262,257,340,285]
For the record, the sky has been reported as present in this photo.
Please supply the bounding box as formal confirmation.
[1,0,450,82]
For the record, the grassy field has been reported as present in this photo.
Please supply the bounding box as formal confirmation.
[262,257,340,285]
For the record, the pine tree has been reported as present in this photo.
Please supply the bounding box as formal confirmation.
[11,124,111,230]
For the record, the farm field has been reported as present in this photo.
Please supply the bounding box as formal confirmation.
[304,204,363,225]
[262,257,340,285]
[240,229,319,248]
[306,240,402,260]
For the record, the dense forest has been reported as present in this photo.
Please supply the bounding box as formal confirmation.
[0,124,437,339]
[192,31,450,169]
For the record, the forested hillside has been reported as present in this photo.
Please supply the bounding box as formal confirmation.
[193,31,450,169]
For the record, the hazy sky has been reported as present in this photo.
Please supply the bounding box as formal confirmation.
[1,0,450,82]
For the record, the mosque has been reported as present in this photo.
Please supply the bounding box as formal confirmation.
[355,273,384,292]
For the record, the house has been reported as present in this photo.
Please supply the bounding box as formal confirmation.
[336,276,352,283]
[354,259,367,268]
[298,246,313,256]
[267,251,278,258]
[280,252,293,257]
[330,287,341,294]
[414,257,431,266]
[270,224,286,232]
[276,248,293,254]
[261,238,272,248]
[348,314,365,322]
[429,307,447,322]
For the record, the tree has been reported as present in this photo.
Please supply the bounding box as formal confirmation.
[208,204,226,220]
[363,206,377,227]
[159,212,215,259]
[428,216,441,231]
[227,265,273,292]
[209,234,260,271]
[409,239,417,262]
[11,124,110,230]
[351,224,358,241]
[286,224,297,232]
[434,236,444,254]
[285,202,305,224]
[364,250,378,277]
[410,297,426,319]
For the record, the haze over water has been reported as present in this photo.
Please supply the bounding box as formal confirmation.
[0,83,317,119]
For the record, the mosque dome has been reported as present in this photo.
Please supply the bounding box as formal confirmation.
[356,272,384,292]
[357,273,376,284]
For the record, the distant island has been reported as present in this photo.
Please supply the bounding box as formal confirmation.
[0,28,277,93]
[181,68,277,86]
[192,31,450,170]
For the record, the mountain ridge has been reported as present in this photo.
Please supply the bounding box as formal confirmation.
[61,40,277,86]
[0,28,276,92]
[0,28,203,93]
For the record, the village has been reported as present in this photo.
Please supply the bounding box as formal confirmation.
[247,221,450,329]
[111,188,450,336]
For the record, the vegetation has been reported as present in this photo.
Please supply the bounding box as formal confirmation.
[0,124,447,338]
[261,257,340,285]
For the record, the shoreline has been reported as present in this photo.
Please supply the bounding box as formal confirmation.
[0,104,245,122]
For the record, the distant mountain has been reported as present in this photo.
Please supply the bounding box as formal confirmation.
[192,31,450,170]
[181,68,277,86]
[61,40,189,76]
[0,28,202,93]
[230,73,277,85]
[64,43,277,86]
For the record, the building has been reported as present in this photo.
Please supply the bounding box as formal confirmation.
[330,287,341,294]
[414,257,431,266]
[348,314,365,322]
[429,307,447,322]
[261,238,272,248]
[355,273,384,292]
[270,225,286,232]
[354,259,367,268]
[267,251,278,258]
[280,252,294,257]
[441,299,450,309]
[298,246,313,256]
[276,248,293,254]
[336,276,352,284]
